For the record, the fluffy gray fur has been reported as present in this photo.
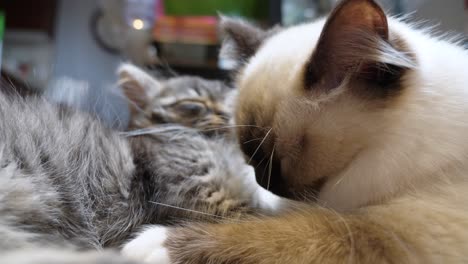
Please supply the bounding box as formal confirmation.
[0,90,257,263]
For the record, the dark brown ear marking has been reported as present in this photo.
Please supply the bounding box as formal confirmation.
[305,0,410,91]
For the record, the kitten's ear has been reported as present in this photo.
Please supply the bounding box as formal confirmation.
[306,0,415,90]
[117,63,161,111]
[219,16,276,68]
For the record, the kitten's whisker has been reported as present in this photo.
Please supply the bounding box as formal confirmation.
[120,125,196,137]
[260,155,270,184]
[256,153,271,186]
[243,137,267,144]
[248,128,272,164]
[255,154,269,169]
[148,201,231,220]
[122,124,270,138]
[200,124,269,132]
[267,145,276,191]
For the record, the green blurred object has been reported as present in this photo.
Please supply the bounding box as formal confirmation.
[163,0,269,20]
[0,11,4,40]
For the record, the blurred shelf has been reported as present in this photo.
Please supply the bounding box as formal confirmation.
[146,0,283,80]
[147,63,230,80]
[151,41,228,79]
[170,65,230,80]
[0,0,58,38]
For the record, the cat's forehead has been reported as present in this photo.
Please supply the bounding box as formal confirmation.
[237,20,326,113]
[241,20,325,85]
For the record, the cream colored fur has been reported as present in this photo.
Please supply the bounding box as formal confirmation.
[238,17,468,211]
[122,1,468,263]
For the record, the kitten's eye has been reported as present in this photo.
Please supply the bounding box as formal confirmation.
[174,101,207,117]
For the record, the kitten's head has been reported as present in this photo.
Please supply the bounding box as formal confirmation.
[222,0,416,200]
[118,64,234,135]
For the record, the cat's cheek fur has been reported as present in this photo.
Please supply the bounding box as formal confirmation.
[122,226,171,264]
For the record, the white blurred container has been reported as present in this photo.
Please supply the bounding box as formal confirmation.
[2,31,54,90]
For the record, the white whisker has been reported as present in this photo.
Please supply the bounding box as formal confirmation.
[243,137,267,144]
[200,124,269,132]
[248,128,272,164]
[121,124,270,138]
[120,125,196,137]
[149,201,231,220]
[267,145,276,191]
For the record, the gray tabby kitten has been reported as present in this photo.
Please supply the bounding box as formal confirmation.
[118,64,235,136]
[0,78,279,263]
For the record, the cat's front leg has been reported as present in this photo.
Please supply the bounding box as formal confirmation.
[122,208,416,264]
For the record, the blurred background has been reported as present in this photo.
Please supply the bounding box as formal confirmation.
[0,0,466,106]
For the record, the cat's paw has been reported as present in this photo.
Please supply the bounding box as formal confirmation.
[122,225,171,264]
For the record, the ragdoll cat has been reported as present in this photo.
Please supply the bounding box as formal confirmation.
[118,64,235,136]
[0,80,281,263]
[123,0,468,263]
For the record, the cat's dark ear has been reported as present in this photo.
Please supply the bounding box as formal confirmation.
[306,0,415,91]
[117,63,161,112]
[219,16,276,69]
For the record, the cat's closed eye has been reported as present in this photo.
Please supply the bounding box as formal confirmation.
[173,100,207,117]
